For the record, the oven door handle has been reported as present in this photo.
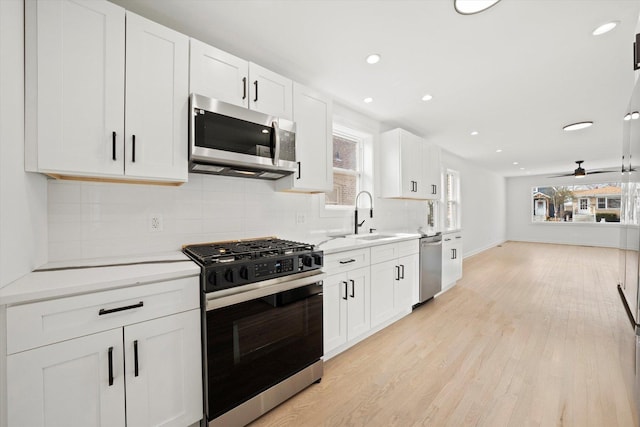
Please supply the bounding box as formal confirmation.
[206,271,326,311]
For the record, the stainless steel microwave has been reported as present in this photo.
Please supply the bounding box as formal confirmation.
[189,94,297,180]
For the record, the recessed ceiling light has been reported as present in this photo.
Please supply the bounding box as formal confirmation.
[513,161,519,165]
[422,94,433,101]
[366,54,381,64]
[496,149,503,153]
[592,21,619,36]
[454,0,501,15]
[520,167,525,170]
[470,131,479,136]
[563,121,593,131]
[363,97,373,103]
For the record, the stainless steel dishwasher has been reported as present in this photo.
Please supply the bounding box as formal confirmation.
[417,233,442,304]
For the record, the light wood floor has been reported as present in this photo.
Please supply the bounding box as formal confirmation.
[249,242,636,427]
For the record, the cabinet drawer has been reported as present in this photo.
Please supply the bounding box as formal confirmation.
[370,243,399,265]
[7,277,199,355]
[324,249,370,274]
[397,239,419,257]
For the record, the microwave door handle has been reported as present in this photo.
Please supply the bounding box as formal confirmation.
[271,121,281,166]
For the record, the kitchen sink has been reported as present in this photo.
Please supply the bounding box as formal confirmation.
[353,234,396,241]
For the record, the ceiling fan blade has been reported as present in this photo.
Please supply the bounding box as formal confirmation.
[587,170,618,175]
[548,173,576,178]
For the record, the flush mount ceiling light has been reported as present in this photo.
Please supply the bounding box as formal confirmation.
[422,94,433,101]
[366,54,381,64]
[363,97,373,103]
[563,121,593,131]
[454,0,502,15]
[633,111,640,120]
[625,113,632,121]
[592,21,619,36]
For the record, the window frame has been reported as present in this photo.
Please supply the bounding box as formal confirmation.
[444,169,461,232]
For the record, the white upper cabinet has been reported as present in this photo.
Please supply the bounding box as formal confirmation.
[380,128,441,200]
[423,142,442,199]
[248,62,293,120]
[25,0,126,178]
[189,39,249,108]
[189,39,293,120]
[25,0,189,184]
[124,12,189,182]
[276,82,333,193]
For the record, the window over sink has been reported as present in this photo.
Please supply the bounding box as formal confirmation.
[325,126,366,207]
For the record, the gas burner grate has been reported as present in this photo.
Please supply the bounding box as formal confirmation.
[183,238,314,265]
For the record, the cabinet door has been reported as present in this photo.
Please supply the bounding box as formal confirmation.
[397,253,418,312]
[442,237,460,288]
[249,62,293,120]
[27,0,125,177]
[370,260,397,327]
[189,39,249,108]
[323,273,348,354]
[453,236,463,281]
[276,83,333,192]
[124,309,203,427]
[400,133,423,198]
[7,328,125,427]
[346,267,371,339]
[422,142,441,199]
[125,12,189,182]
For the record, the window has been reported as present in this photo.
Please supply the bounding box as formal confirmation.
[444,169,460,231]
[531,183,621,223]
[325,130,362,207]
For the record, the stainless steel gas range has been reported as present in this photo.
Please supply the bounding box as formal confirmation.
[183,237,325,427]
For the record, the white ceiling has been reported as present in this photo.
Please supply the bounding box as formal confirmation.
[111,0,640,177]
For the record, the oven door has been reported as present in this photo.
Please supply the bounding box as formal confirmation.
[204,273,324,421]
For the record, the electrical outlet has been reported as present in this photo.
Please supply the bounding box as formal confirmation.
[296,213,306,224]
[149,214,163,232]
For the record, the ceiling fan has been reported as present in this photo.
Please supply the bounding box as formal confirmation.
[549,160,619,178]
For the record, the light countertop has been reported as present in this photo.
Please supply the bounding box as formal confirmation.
[0,252,199,306]
[315,233,421,255]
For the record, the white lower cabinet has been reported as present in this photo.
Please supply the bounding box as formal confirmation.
[7,329,126,427]
[323,267,370,355]
[5,278,203,427]
[370,246,419,328]
[442,232,463,289]
[323,239,419,359]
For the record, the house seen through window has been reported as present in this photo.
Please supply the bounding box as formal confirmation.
[532,183,621,223]
[325,131,362,207]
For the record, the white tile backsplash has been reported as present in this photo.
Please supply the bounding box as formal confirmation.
[47,173,428,262]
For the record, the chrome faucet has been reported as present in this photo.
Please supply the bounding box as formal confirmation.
[354,190,373,234]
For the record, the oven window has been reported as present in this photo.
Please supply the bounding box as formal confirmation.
[206,284,323,420]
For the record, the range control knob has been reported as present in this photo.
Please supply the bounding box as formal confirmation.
[312,253,323,266]
[302,255,313,267]
[224,268,234,283]
[239,266,249,280]
[207,271,217,287]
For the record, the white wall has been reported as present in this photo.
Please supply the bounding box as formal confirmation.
[0,0,47,287]
[506,172,622,248]
[441,150,507,257]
